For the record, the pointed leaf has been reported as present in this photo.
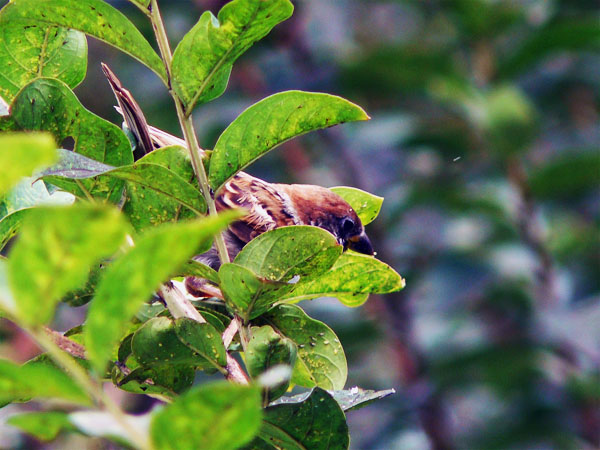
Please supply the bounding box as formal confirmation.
[0,358,90,406]
[0,19,86,102]
[262,304,346,390]
[250,388,349,450]
[8,204,129,326]
[7,412,74,441]
[151,381,262,450]
[0,0,166,82]
[85,212,240,373]
[9,79,132,201]
[177,260,219,284]
[282,252,406,307]
[219,263,292,321]
[209,91,370,190]
[172,0,293,110]
[234,226,342,282]
[0,132,57,195]
[175,317,227,368]
[330,186,383,225]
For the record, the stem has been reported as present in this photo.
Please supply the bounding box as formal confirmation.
[30,327,151,450]
[148,0,230,265]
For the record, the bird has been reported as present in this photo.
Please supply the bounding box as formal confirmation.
[101,64,374,293]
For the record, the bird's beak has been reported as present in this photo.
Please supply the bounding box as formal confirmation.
[347,231,374,255]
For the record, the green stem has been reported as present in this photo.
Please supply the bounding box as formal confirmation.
[30,327,151,450]
[149,0,230,265]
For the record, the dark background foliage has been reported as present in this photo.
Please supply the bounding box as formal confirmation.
[1,0,598,448]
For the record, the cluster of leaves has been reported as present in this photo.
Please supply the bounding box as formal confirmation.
[0,0,404,449]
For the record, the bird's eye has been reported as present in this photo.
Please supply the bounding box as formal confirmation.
[341,217,355,234]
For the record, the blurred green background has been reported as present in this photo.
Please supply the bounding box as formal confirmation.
[1,0,599,448]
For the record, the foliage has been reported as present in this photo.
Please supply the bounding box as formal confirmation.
[0,0,403,448]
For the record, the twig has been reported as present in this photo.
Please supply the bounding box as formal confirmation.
[44,326,86,359]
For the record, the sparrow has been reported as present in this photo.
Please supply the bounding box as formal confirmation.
[101,64,373,291]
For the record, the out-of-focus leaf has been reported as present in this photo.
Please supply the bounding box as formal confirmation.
[61,264,103,307]
[0,132,57,195]
[9,79,132,201]
[8,204,129,326]
[0,358,90,406]
[69,410,152,448]
[482,86,537,155]
[262,304,347,390]
[150,381,262,450]
[7,412,74,441]
[529,151,600,200]
[234,226,342,282]
[209,91,369,190]
[0,0,166,82]
[85,211,241,373]
[219,263,292,321]
[281,252,405,307]
[172,0,293,110]
[498,19,600,78]
[0,19,86,102]
[330,186,383,225]
[246,325,297,402]
[248,388,349,450]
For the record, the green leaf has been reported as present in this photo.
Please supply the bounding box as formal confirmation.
[209,91,370,190]
[8,78,132,201]
[0,0,166,82]
[234,226,342,282]
[8,204,129,326]
[151,381,262,450]
[274,387,396,412]
[529,151,600,200]
[7,411,74,441]
[219,263,292,321]
[262,304,347,390]
[330,186,383,226]
[61,263,102,307]
[177,260,219,284]
[498,19,600,79]
[85,211,240,373]
[282,252,406,307]
[116,365,195,398]
[172,0,293,111]
[0,208,29,252]
[131,316,224,371]
[0,20,87,103]
[0,132,57,195]
[0,358,90,406]
[250,388,349,450]
[246,325,297,402]
[43,148,207,229]
[175,318,227,368]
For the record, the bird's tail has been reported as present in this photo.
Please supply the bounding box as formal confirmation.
[101,63,187,159]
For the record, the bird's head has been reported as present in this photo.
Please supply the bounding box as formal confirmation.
[280,184,374,255]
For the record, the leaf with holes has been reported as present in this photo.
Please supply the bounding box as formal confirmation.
[262,304,347,390]
[209,91,370,190]
[172,0,293,111]
[8,79,132,202]
[0,18,87,102]
[0,0,166,82]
